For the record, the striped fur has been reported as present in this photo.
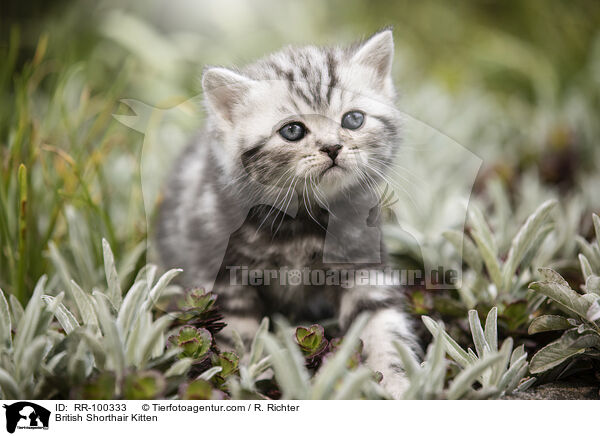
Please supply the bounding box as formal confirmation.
[156,30,419,398]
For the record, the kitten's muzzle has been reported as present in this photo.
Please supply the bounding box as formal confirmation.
[320,144,342,161]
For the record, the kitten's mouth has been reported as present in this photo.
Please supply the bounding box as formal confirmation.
[321,162,343,176]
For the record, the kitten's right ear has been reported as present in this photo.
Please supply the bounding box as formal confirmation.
[351,30,394,87]
[202,67,253,123]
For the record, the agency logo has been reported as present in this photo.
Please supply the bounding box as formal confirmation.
[2,402,50,434]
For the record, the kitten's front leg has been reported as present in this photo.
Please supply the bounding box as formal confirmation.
[213,284,264,350]
[340,288,420,399]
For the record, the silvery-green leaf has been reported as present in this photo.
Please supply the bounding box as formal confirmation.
[45,351,67,373]
[519,224,553,275]
[529,333,590,374]
[142,268,182,311]
[198,366,223,381]
[484,307,498,352]
[0,289,12,350]
[64,207,95,287]
[501,199,557,290]
[422,316,471,367]
[529,275,591,318]
[468,348,478,361]
[14,276,47,363]
[503,361,529,394]
[248,317,269,366]
[443,230,482,273]
[117,279,148,334]
[424,329,446,397]
[9,294,23,327]
[469,310,489,358]
[137,315,172,367]
[146,347,179,369]
[516,377,537,392]
[311,313,369,399]
[125,311,149,365]
[446,353,503,400]
[587,300,600,322]
[248,356,272,379]
[528,315,571,334]
[103,238,123,310]
[538,267,569,287]
[490,337,513,386]
[498,353,527,392]
[230,329,246,359]
[135,264,157,289]
[67,340,92,381]
[68,280,98,327]
[470,230,503,291]
[48,242,73,290]
[578,293,599,317]
[42,293,80,334]
[262,334,308,400]
[117,241,146,289]
[77,329,107,369]
[585,275,600,296]
[332,367,374,400]
[457,284,477,310]
[19,336,49,382]
[393,340,421,379]
[593,213,600,244]
[576,236,598,270]
[469,205,498,255]
[0,367,20,399]
[571,332,600,349]
[579,254,593,282]
[93,294,125,378]
[164,358,193,377]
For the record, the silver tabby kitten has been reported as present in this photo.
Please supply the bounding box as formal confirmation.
[157,30,419,398]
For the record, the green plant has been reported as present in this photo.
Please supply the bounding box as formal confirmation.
[0,240,190,400]
[443,200,557,314]
[527,214,600,374]
[396,307,534,399]
[243,314,387,400]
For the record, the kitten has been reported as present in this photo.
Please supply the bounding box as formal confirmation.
[156,30,419,398]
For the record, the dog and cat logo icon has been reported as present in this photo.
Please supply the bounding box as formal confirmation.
[2,402,50,433]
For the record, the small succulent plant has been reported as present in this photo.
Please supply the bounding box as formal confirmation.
[169,326,212,360]
[172,289,226,336]
[295,324,329,358]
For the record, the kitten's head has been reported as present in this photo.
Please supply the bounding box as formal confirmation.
[202,30,401,203]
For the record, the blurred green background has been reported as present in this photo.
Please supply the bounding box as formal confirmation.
[1,0,599,302]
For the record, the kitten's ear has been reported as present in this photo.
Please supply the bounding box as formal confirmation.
[351,29,394,81]
[202,67,254,123]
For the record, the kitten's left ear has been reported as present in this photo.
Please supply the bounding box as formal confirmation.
[202,67,254,124]
[351,29,394,82]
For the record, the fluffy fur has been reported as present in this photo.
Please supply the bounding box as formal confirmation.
[156,30,419,398]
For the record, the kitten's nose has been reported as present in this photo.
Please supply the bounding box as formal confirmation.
[320,144,342,161]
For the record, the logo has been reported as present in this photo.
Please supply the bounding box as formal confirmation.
[2,402,50,433]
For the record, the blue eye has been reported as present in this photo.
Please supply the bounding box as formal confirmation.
[341,111,365,130]
[279,122,307,141]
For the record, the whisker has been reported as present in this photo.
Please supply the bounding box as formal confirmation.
[273,177,299,237]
